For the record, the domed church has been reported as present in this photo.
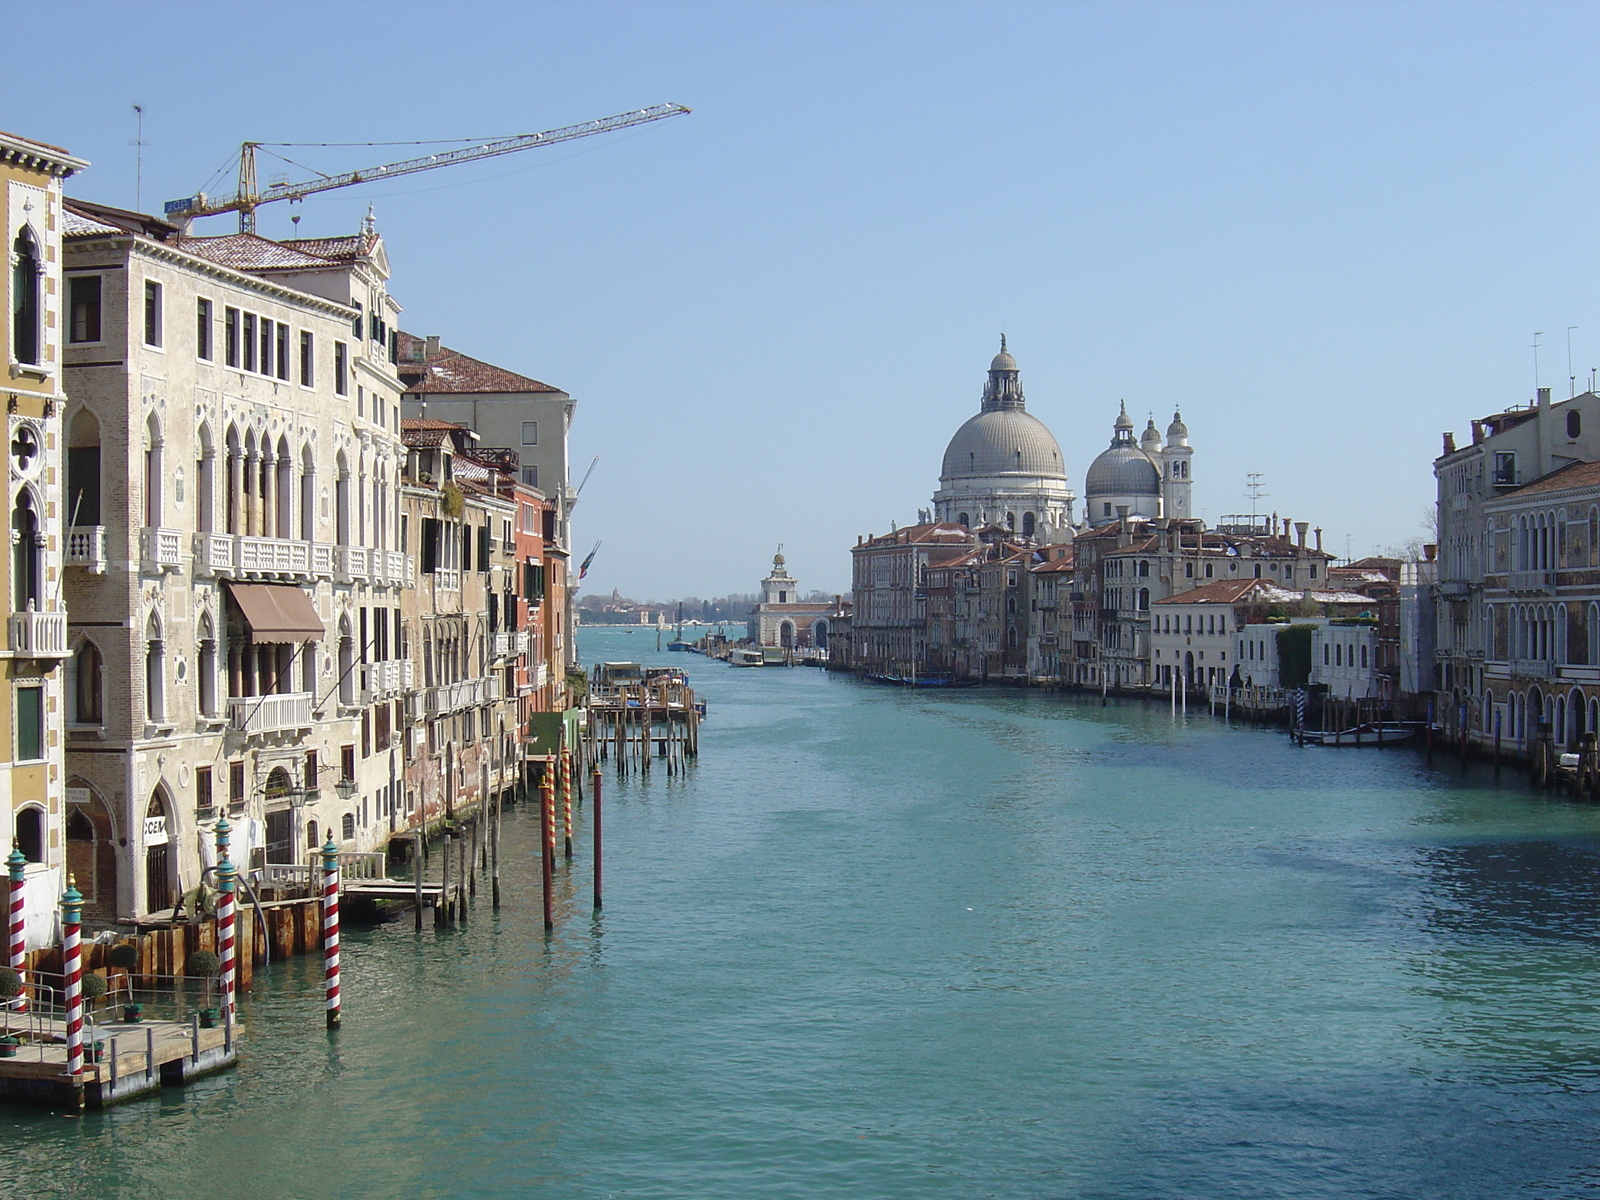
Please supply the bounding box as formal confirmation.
[1081,404,1193,526]
[931,339,1076,541]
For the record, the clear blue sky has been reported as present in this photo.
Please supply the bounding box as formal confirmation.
[9,1,1598,598]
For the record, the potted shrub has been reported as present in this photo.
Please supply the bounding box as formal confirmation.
[0,966,20,1053]
[106,942,140,1020]
[187,949,221,1026]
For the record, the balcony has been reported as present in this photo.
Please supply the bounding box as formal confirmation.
[140,527,183,573]
[1507,570,1554,595]
[237,535,314,578]
[1437,579,1471,601]
[422,675,503,715]
[9,607,67,658]
[228,691,313,735]
[492,631,529,659]
[65,526,107,574]
[335,545,370,582]
[361,658,414,700]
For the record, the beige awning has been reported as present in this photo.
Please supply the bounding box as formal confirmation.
[226,584,324,644]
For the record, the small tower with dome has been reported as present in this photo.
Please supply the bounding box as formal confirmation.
[1160,410,1193,519]
[931,338,1075,541]
[761,548,796,606]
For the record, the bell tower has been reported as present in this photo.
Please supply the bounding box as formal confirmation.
[762,548,796,605]
[1160,410,1193,520]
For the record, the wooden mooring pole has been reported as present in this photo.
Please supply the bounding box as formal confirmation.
[491,792,502,910]
[540,769,555,932]
[414,833,425,931]
[438,832,452,929]
[592,764,603,910]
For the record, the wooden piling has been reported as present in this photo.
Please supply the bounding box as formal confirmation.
[540,770,555,932]
[491,792,502,910]
[592,765,603,909]
[457,832,469,923]
[438,833,452,929]
[414,833,425,931]
[469,816,479,899]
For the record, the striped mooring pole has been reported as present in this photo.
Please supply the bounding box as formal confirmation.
[591,764,603,910]
[7,845,26,1014]
[61,877,84,1078]
[214,817,237,1025]
[321,835,341,1030]
[540,767,555,932]
[561,743,574,859]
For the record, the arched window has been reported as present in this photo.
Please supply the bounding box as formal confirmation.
[73,639,103,724]
[11,228,40,365]
[335,452,351,546]
[197,616,218,717]
[67,409,102,527]
[144,414,164,528]
[1007,626,1019,649]
[957,512,969,527]
[11,489,41,612]
[1005,512,1015,532]
[196,422,216,534]
[1360,643,1368,669]
[1138,588,1149,611]
[341,812,356,840]
[145,614,165,722]
[1022,512,1035,538]
[338,618,355,705]
[15,806,43,862]
[300,444,316,541]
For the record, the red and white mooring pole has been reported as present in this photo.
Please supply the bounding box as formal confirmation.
[321,835,341,1030]
[215,817,237,1026]
[7,846,27,1014]
[61,877,84,1077]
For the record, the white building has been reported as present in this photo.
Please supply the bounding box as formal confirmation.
[62,200,410,920]
[1310,622,1380,699]
[748,550,833,649]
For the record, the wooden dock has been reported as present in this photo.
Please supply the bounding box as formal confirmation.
[585,678,701,773]
[0,1010,237,1110]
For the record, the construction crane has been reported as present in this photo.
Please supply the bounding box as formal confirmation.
[164,103,690,233]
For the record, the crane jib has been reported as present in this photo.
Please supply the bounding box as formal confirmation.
[165,103,690,224]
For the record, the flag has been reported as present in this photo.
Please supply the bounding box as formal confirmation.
[578,542,600,580]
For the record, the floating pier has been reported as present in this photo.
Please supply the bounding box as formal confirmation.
[585,667,702,774]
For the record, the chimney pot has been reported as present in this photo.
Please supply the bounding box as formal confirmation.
[425,334,441,358]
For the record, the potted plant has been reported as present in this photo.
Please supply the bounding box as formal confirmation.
[0,966,20,1054]
[107,942,141,1022]
[187,949,221,1026]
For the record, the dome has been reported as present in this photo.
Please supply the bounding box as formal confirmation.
[941,408,1066,481]
[990,333,1017,374]
[1084,444,1161,497]
[1140,417,1162,452]
[1085,402,1161,498]
[1167,409,1189,441]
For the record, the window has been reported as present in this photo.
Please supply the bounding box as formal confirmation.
[521,466,538,488]
[299,331,314,386]
[1570,410,1583,439]
[1493,452,1516,487]
[196,298,213,360]
[197,766,213,813]
[521,421,538,446]
[1185,563,1194,578]
[259,317,272,377]
[1284,566,1294,582]
[306,749,319,796]
[1204,563,1214,578]
[225,307,240,366]
[12,229,41,364]
[73,640,103,724]
[230,761,246,808]
[341,812,356,840]
[16,685,43,761]
[143,280,163,347]
[68,276,101,343]
[15,808,42,863]
[276,322,290,380]
[334,342,348,395]
[242,313,257,371]
[340,744,355,784]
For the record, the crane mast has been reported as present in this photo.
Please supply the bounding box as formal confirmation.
[165,103,690,233]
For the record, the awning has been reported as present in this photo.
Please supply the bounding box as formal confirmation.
[226,583,324,644]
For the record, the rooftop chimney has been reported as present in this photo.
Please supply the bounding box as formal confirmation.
[1443,432,1456,455]
[1423,543,1437,562]
[425,334,441,358]
[1295,521,1308,552]
[1314,527,1323,553]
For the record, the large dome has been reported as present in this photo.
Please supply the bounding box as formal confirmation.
[1084,443,1160,497]
[941,409,1066,480]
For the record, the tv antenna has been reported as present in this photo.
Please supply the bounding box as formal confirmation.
[131,104,145,211]
[1533,330,1544,393]
[1245,473,1267,522]
[1569,326,1580,397]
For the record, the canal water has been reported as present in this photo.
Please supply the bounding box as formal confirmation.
[9,627,1600,1198]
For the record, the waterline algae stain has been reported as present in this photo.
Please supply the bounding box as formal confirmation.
[7,625,1600,1197]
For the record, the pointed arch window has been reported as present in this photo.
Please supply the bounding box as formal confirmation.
[145,615,166,723]
[73,640,104,724]
[12,228,41,365]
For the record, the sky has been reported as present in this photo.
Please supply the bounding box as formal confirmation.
[7,0,1600,598]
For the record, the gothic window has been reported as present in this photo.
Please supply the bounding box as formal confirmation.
[145,614,165,722]
[73,640,103,724]
[12,229,40,365]
[11,489,41,612]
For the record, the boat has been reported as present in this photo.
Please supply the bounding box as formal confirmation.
[728,648,764,667]
[1302,722,1417,747]
[668,603,691,651]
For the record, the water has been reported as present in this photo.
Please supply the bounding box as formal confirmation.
[10,628,1600,1198]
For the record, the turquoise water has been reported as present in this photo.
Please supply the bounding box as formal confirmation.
[9,627,1600,1197]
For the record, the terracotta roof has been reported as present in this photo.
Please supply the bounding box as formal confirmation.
[62,209,119,237]
[0,129,71,155]
[1031,556,1077,574]
[403,418,466,432]
[857,523,975,549]
[62,198,178,240]
[280,234,376,263]
[183,232,341,271]
[396,331,560,395]
[1498,459,1600,498]
[1153,579,1270,605]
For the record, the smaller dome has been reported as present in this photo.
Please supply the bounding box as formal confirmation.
[1140,418,1162,451]
[773,551,786,566]
[1167,409,1189,440]
[990,334,1017,373]
[1085,445,1161,497]
[1113,401,1133,432]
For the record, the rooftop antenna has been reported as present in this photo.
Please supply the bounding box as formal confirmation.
[1533,330,1544,394]
[1569,326,1580,398]
[1245,472,1267,524]
[131,104,145,211]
